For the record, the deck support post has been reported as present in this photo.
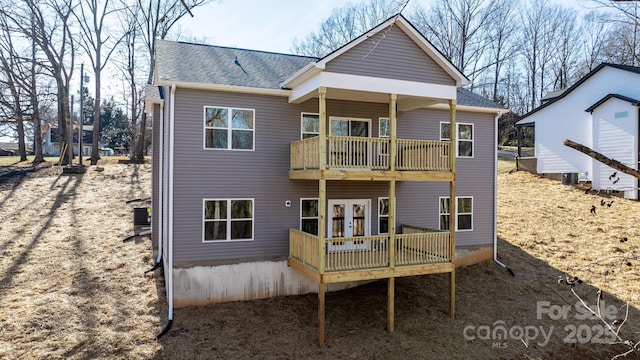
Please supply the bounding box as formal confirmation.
[389,93,397,172]
[388,277,395,332]
[448,99,457,320]
[318,283,326,346]
[449,271,455,319]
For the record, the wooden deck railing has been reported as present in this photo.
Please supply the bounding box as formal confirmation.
[290,137,451,171]
[291,137,320,170]
[396,226,451,265]
[397,140,450,171]
[289,225,451,273]
[327,136,389,169]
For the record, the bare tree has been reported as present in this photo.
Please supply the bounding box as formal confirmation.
[73,0,125,165]
[0,13,30,161]
[410,0,496,85]
[483,0,519,102]
[519,0,567,110]
[578,11,612,76]
[549,7,581,91]
[2,0,76,165]
[291,0,408,57]
[123,0,216,161]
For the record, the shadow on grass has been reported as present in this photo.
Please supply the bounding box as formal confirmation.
[0,172,84,303]
[152,239,639,360]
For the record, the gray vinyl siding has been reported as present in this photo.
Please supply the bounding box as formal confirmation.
[325,26,455,86]
[394,110,496,246]
[170,89,495,262]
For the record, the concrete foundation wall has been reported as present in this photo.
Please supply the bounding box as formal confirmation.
[172,260,369,307]
[516,157,537,174]
[172,246,493,307]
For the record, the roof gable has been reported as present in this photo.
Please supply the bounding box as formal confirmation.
[585,93,640,113]
[516,63,640,125]
[314,14,468,87]
[323,26,456,86]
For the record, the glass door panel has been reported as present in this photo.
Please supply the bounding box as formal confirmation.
[327,200,370,251]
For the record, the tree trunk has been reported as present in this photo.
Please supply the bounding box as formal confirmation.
[31,39,44,164]
[91,65,101,165]
[564,139,640,179]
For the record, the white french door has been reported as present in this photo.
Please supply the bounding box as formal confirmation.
[327,199,370,251]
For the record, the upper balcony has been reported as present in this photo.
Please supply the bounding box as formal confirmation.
[289,136,453,181]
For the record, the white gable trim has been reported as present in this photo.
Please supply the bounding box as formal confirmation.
[282,16,469,90]
[288,71,457,104]
[317,16,468,86]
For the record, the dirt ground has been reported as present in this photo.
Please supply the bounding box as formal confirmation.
[0,162,638,359]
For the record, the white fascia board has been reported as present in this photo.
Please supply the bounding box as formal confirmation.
[144,97,164,113]
[280,62,322,89]
[429,102,508,114]
[288,74,323,103]
[323,72,457,99]
[289,71,458,103]
[155,80,291,97]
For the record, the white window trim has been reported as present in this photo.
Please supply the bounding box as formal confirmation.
[378,117,390,138]
[203,106,256,151]
[301,113,320,140]
[329,116,372,137]
[203,198,254,243]
[378,196,394,235]
[300,198,319,234]
[327,199,371,238]
[438,196,473,232]
[439,121,474,158]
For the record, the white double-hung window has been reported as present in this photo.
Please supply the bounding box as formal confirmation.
[203,199,254,242]
[204,106,255,150]
[440,122,474,158]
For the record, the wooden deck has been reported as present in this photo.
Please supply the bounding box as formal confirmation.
[288,227,453,284]
[290,136,452,181]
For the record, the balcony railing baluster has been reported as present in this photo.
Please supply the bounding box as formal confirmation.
[291,136,450,171]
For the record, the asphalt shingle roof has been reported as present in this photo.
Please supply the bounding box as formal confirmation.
[156,39,317,89]
[155,40,504,110]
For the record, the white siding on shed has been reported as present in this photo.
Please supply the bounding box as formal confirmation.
[529,67,640,178]
[592,98,638,199]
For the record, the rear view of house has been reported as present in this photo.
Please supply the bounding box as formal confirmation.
[516,64,640,199]
[145,14,505,343]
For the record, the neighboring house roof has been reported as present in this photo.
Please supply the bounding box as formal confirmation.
[540,88,566,103]
[145,83,161,100]
[456,88,505,109]
[516,63,640,125]
[585,93,640,113]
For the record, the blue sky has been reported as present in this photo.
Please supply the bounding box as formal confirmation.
[1,0,586,143]
[176,0,428,54]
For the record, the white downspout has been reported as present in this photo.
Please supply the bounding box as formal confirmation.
[493,112,513,275]
[158,83,175,337]
[154,100,165,265]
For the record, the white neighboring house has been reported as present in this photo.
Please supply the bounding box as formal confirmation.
[43,123,97,156]
[516,63,640,199]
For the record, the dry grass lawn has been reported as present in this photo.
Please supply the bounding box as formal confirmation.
[0,162,638,359]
